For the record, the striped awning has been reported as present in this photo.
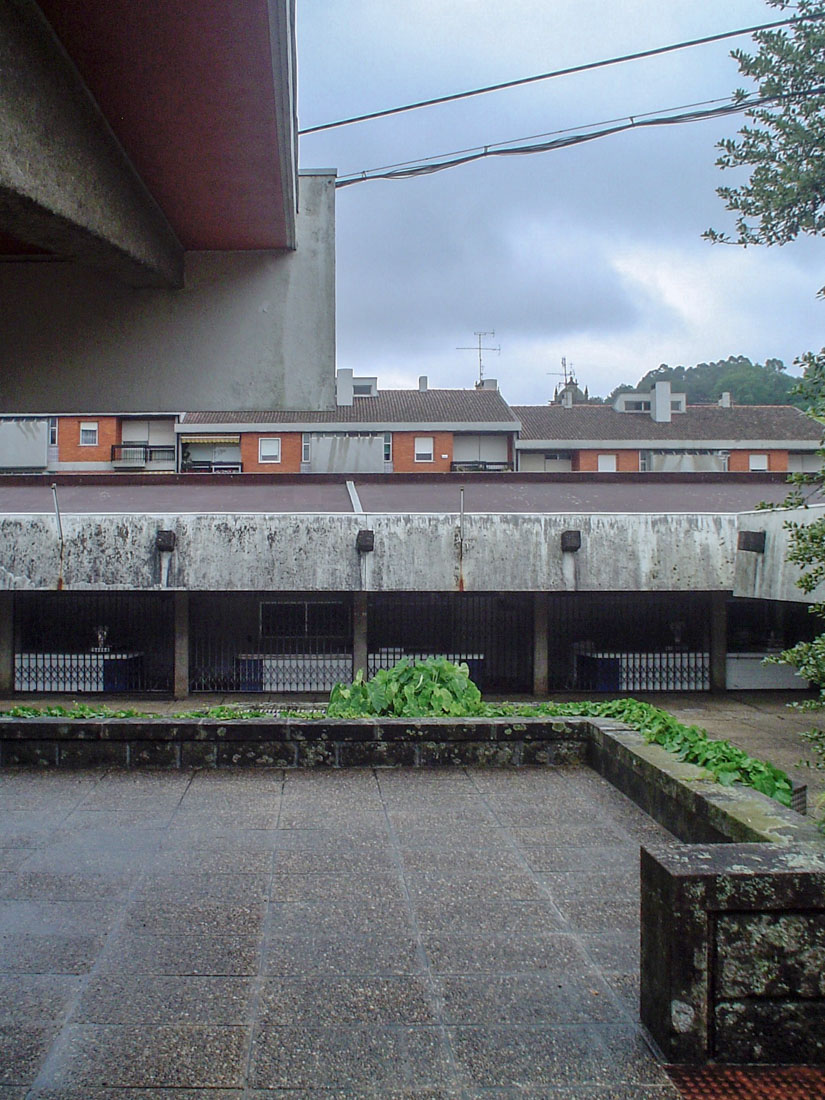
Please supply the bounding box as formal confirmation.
[179,434,241,444]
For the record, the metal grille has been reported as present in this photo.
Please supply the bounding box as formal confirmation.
[189,594,353,693]
[14,592,173,693]
[367,593,533,694]
[546,591,712,692]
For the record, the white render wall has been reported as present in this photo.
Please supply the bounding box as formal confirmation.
[0,173,336,414]
[0,420,48,469]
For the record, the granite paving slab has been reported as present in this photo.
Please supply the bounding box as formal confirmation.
[0,765,680,1095]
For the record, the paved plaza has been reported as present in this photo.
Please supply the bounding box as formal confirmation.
[0,765,681,1097]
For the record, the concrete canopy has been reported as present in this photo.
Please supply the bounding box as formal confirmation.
[0,0,297,284]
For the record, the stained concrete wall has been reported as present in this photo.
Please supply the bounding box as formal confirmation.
[0,511,739,593]
[0,172,336,413]
[733,505,825,605]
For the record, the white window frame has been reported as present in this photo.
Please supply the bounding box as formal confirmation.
[79,421,98,446]
[414,436,434,463]
[258,436,282,464]
[48,417,58,446]
[383,432,392,462]
[301,433,311,463]
[749,453,769,472]
[597,453,617,472]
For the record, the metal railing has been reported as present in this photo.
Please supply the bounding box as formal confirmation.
[111,443,176,465]
[14,592,174,693]
[189,595,353,692]
[450,460,514,473]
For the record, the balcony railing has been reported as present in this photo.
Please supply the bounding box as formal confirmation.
[450,460,514,473]
[180,460,243,473]
[111,444,176,467]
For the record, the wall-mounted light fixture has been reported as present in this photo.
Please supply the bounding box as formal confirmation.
[738,530,766,554]
[356,529,375,553]
[560,530,582,553]
[156,530,176,552]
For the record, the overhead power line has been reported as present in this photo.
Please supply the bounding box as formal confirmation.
[300,14,825,136]
[334,88,825,188]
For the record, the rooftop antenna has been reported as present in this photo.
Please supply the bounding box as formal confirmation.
[457,330,500,386]
[547,356,577,386]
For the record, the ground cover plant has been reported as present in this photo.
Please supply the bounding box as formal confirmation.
[0,658,793,808]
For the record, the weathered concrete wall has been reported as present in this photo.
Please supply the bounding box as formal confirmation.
[733,505,825,605]
[0,511,739,593]
[0,173,336,413]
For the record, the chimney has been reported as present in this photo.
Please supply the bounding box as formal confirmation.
[651,379,672,423]
[719,391,731,408]
[336,368,354,406]
[418,375,428,392]
[479,378,498,391]
[561,386,574,409]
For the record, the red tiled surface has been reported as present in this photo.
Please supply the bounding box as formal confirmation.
[666,1065,825,1099]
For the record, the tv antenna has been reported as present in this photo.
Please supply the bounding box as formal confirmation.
[547,356,577,386]
[457,330,500,385]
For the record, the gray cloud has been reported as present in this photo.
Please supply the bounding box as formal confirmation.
[299,0,825,398]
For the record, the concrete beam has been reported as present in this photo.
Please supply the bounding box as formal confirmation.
[0,0,183,288]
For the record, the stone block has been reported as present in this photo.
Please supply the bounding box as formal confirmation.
[1,740,58,766]
[640,842,825,1064]
[128,742,179,768]
[336,741,418,767]
[57,741,128,767]
[215,742,296,768]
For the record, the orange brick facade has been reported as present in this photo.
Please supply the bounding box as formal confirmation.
[391,431,453,473]
[58,417,119,464]
[240,432,303,473]
[574,449,640,473]
[727,449,788,473]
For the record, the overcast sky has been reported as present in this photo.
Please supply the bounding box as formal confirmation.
[296,1,824,402]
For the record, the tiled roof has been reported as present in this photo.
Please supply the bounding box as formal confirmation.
[182,389,519,427]
[512,404,823,443]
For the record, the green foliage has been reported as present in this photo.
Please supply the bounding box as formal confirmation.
[545,698,793,806]
[604,356,802,406]
[327,658,484,718]
[0,702,323,721]
[638,357,799,406]
[0,703,146,719]
[706,0,825,251]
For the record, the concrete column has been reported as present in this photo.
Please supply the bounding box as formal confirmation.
[173,591,189,700]
[352,593,368,681]
[0,592,13,694]
[710,591,728,693]
[533,593,550,697]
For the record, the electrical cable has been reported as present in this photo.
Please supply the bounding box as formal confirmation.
[300,14,825,136]
[337,94,738,179]
[334,88,825,188]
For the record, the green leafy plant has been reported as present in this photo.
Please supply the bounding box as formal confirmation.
[546,698,793,806]
[327,657,484,718]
